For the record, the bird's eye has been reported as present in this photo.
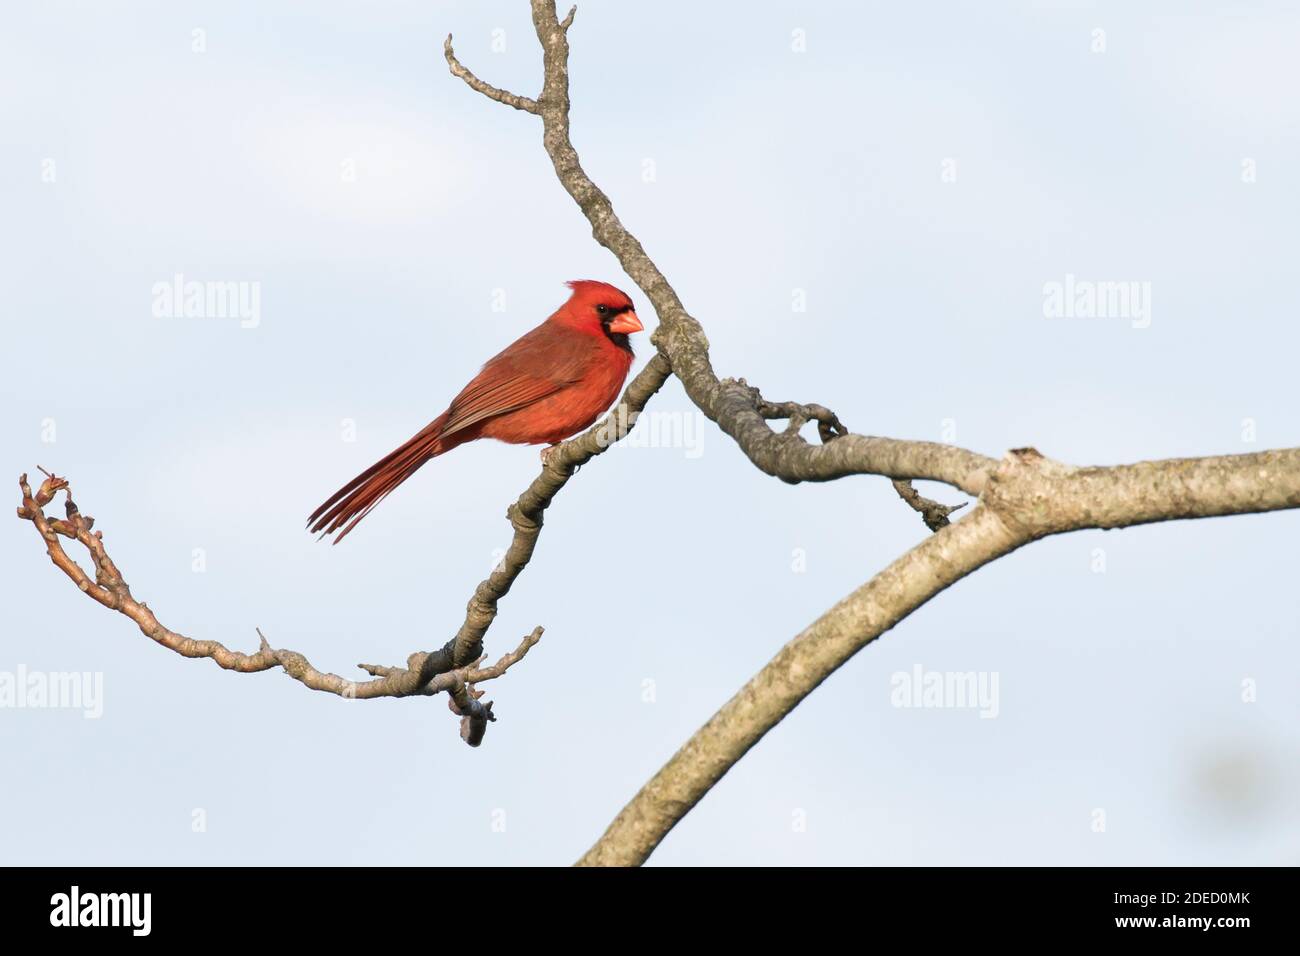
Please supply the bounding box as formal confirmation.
[596,304,609,316]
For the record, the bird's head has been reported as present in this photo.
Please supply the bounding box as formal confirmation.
[558,279,644,350]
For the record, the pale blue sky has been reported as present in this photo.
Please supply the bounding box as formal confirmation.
[3,0,1298,865]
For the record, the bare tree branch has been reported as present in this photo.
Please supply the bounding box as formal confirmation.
[15,470,543,698]
[577,445,1300,864]
[755,388,966,530]
[447,7,994,514]
[890,478,966,531]
[436,353,671,675]
[442,2,1300,863]
[581,501,1024,866]
[442,6,995,514]
[443,34,539,114]
[16,353,671,745]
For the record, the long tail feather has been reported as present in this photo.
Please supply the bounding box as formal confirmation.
[307,412,452,543]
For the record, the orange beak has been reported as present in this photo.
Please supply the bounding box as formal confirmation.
[608,310,643,335]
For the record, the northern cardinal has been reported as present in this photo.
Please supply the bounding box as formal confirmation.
[308,280,644,542]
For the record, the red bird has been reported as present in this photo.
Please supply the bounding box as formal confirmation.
[308,280,644,542]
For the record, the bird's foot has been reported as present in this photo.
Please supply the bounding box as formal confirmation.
[540,443,561,466]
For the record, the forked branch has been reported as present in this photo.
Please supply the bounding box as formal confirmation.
[446,1,1300,864]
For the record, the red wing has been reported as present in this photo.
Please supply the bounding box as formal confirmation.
[440,375,569,438]
[438,327,594,439]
